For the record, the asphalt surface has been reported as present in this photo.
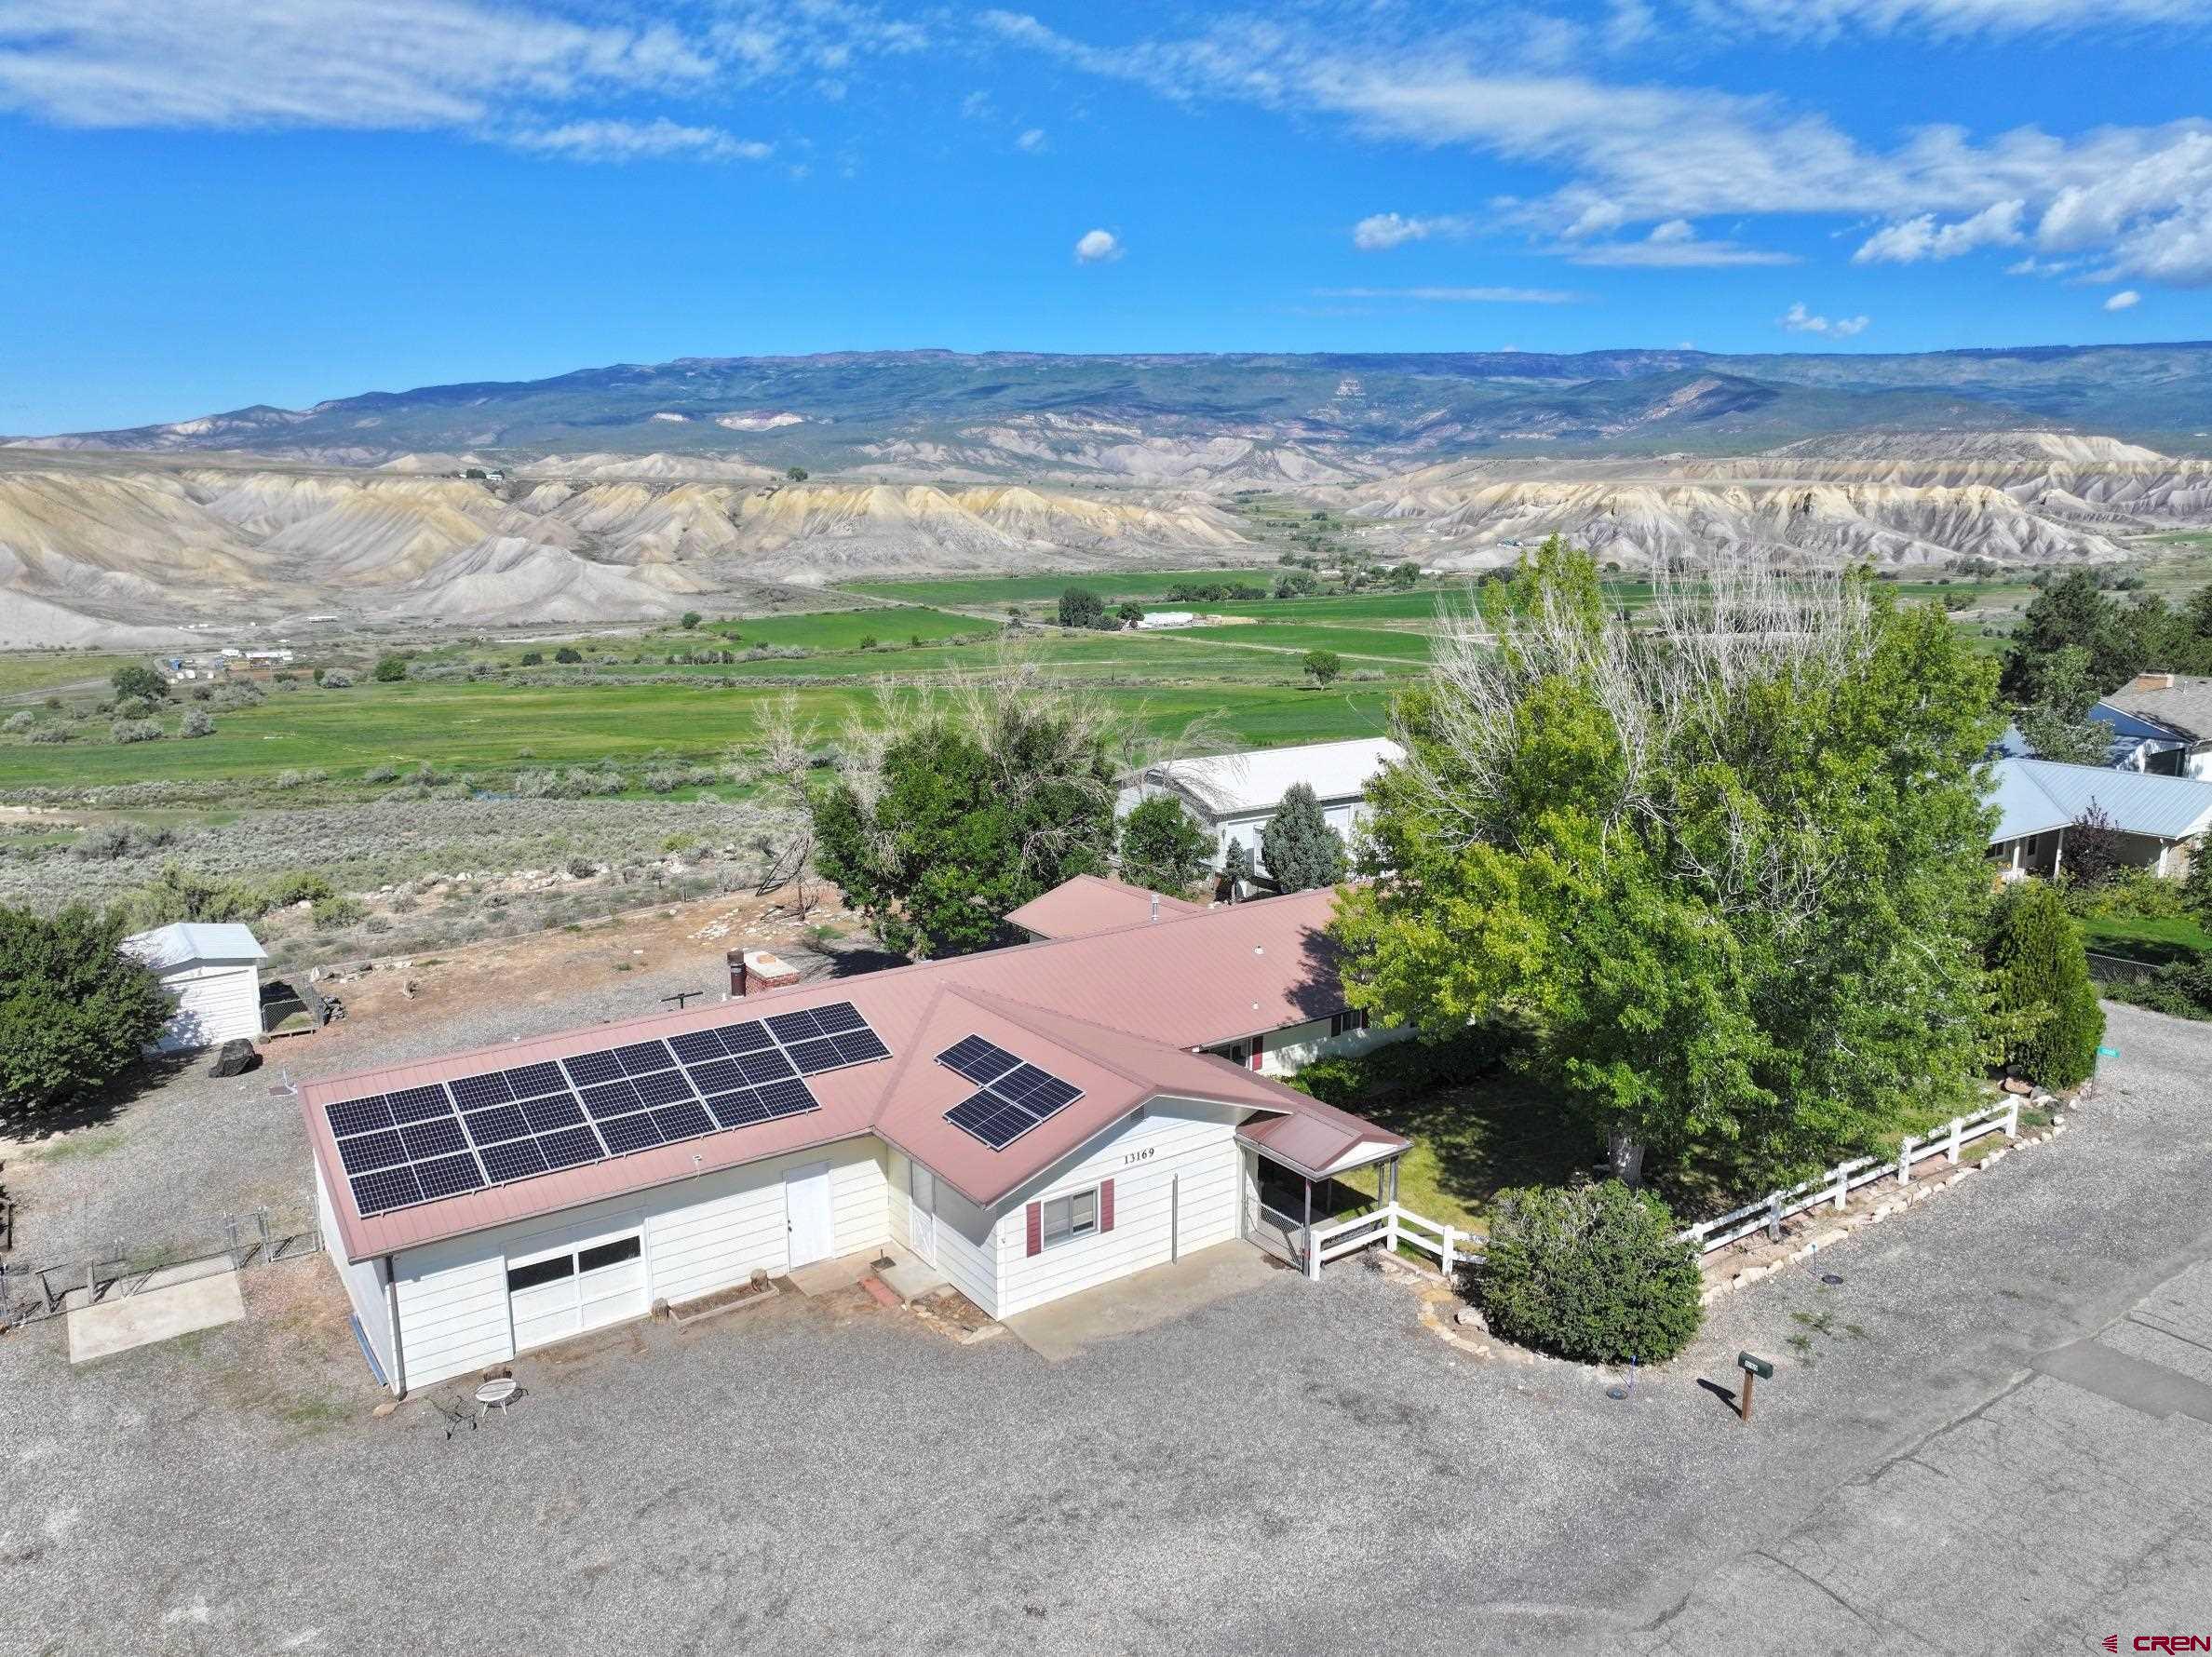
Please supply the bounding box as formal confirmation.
[1,1001,2208,1654]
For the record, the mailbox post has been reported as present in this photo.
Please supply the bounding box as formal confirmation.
[1737,1351,1774,1423]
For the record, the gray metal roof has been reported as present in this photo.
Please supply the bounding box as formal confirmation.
[1985,758,2212,844]
[2099,676,2212,743]
[122,922,267,970]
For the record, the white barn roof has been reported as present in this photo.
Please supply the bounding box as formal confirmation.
[123,922,268,971]
[1154,737,1404,817]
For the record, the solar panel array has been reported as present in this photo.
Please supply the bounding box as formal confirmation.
[936,1034,1086,1150]
[327,1001,890,1219]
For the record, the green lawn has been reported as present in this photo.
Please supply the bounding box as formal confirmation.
[2078,910,2212,967]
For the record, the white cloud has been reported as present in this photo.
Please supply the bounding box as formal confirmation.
[1561,221,1796,266]
[1073,228,1123,263]
[0,0,917,158]
[960,89,994,119]
[1351,211,1475,250]
[2105,289,2141,310]
[510,117,769,163]
[1853,199,2023,263]
[1016,127,1047,153]
[1315,285,1584,303]
[1779,301,1869,336]
[987,11,2212,286]
[1684,0,2206,40]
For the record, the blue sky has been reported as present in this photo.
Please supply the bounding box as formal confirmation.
[3,0,2210,432]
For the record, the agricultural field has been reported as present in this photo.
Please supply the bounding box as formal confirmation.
[0,649,133,699]
[837,568,1280,609]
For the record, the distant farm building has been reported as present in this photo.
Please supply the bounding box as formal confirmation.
[1126,737,1405,874]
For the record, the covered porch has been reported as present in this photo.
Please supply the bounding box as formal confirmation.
[1242,1140,1436,1276]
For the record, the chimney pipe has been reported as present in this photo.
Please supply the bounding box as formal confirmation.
[727,949,747,997]
[1150,892,1160,923]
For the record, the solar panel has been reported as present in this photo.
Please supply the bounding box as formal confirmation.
[631,1070,698,1108]
[599,1112,665,1156]
[504,1061,566,1098]
[480,1138,549,1184]
[324,1095,392,1138]
[387,1084,455,1124]
[934,1032,1086,1151]
[614,1040,675,1076]
[519,1092,586,1133]
[946,1091,1036,1150]
[449,1071,514,1111]
[329,1001,884,1219]
[560,1050,624,1087]
[463,1104,530,1147]
[536,1125,606,1169]
[937,1035,1019,1084]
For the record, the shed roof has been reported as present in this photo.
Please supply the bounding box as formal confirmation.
[301,883,1406,1261]
[1003,873,1204,939]
[1150,737,1403,817]
[1985,757,2212,844]
[122,923,267,971]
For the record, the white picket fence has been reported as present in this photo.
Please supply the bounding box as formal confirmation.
[1304,1203,1477,1280]
[1293,1094,2025,1281]
[1674,1095,2022,1257]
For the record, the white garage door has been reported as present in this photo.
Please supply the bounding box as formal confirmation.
[506,1224,649,1354]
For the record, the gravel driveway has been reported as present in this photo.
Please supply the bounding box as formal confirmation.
[2,1001,2208,1655]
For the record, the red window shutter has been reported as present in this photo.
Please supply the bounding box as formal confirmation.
[1025,1202,1042,1257]
[1099,1179,1114,1234]
[1249,1035,1263,1071]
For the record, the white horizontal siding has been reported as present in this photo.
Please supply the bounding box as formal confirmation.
[151,961,260,1051]
[992,1101,1245,1319]
[885,1150,912,1249]
[1248,1018,1414,1078]
[316,1164,395,1389]
[927,1178,999,1318]
[388,1136,891,1389]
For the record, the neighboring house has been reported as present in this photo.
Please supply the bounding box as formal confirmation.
[304,882,1409,1394]
[2092,673,2212,778]
[121,923,267,1052]
[1126,737,1405,874]
[1004,873,1203,941]
[1985,757,2212,879]
[1133,611,1198,630]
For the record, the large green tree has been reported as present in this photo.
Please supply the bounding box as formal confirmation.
[1118,796,1212,896]
[1999,573,2147,704]
[1334,541,2001,1188]
[0,905,169,1124]
[1985,881,2103,1088]
[812,705,1118,958]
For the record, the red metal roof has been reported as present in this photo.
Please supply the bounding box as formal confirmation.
[302,884,1406,1261]
[1003,873,1204,939]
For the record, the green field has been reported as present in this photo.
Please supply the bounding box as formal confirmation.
[0,651,133,697]
[839,568,1280,608]
[0,675,1396,792]
[1173,622,1442,662]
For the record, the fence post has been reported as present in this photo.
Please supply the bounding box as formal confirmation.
[1946,1116,1963,1165]
[1386,1203,1399,1256]
[1831,1163,1849,1211]
[1764,1190,1784,1242]
[1305,1224,1320,1283]
[1898,1136,1914,1188]
[1440,1224,1454,1275]
[2003,1098,2019,1139]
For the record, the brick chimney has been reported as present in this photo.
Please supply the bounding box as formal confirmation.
[2130,670,2178,693]
[730,948,802,997]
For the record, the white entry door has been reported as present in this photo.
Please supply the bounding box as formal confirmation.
[785,1161,834,1268]
[909,1164,937,1266]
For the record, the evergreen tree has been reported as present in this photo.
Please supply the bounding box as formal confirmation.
[1999,573,2146,703]
[1118,796,1211,896]
[1261,782,1348,892]
[1222,839,1254,896]
[1986,881,2103,1088]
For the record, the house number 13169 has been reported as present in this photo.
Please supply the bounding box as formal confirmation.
[1124,1148,1154,1165]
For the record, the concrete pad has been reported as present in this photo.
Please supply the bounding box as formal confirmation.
[1004,1241,1279,1363]
[877,1243,949,1304]
[67,1264,244,1365]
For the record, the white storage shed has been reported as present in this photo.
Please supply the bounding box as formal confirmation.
[122,923,267,1052]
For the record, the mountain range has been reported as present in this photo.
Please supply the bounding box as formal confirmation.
[6,345,2212,647]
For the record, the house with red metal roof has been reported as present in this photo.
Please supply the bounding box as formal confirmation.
[305,881,1410,1394]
